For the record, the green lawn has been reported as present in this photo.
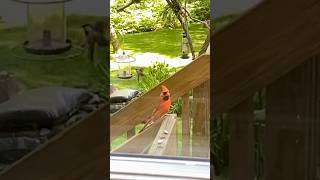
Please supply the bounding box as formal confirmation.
[110,70,138,89]
[0,15,104,89]
[116,23,208,58]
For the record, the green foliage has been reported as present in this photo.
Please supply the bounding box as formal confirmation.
[211,114,230,175]
[159,4,180,28]
[137,62,183,116]
[111,0,165,34]
[170,98,182,116]
[111,0,211,34]
[158,0,210,28]
[189,0,210,21]
[137,62,174,93]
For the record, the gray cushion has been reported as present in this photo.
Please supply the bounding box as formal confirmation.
[110,89,139,103]
[0,86,92,129]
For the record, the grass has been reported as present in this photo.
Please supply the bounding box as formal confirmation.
[0,15,105,89]
[110,70,138,89]
[114,23,208,58]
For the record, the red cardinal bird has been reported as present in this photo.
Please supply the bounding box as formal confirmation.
[139,85,172,133]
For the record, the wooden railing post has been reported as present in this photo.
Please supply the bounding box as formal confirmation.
[265,57,320,180]
[192,80,210,157]
[229,97,255,180]
[182,93,190,156]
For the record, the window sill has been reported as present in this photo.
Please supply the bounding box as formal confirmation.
[110,153,210,180]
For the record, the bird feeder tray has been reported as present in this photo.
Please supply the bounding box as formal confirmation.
[115,56,135,79]
[12,0,72,55]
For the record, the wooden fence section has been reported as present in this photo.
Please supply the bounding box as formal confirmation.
[0,105,108,180]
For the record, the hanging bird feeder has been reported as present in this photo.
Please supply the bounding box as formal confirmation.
[181,32,190,59]
[12,0,72,55]
[115,51,135,79]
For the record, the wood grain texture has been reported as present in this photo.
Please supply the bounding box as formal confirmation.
[0,105,108,180]
[111,54,210,141]
[229,97,255,180]
[127,128,136,139]
[181,93,191,156]
[111,116,163,154]
[148,114,177,156]
[192,81,210,157]
[265,58,320,180]
[212,0,320,114]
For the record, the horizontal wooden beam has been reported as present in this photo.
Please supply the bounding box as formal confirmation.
[111,116,163,154]
[148,114,177,156]
[111,54,210,141]
[212,0,320,113]
[0,105,108,180]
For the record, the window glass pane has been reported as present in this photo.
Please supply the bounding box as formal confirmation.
[110,0,210,160]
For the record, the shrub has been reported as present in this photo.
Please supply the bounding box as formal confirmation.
[111,0,165,34]
[137,62,173,92]
[189,0,210,22]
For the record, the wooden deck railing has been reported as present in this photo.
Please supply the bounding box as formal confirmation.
[111,53,210,157]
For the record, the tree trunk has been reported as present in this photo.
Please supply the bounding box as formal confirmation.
[198,32,210,56]
[110,24,120,53]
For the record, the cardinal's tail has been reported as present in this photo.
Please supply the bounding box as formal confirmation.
[139,116,154,133]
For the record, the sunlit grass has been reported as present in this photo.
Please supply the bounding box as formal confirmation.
[120,23,208,58]
[0,15,105,89]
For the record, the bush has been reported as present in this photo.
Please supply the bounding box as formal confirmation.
[137,62,174,93]
[111,0,165,34]
[111,0,212,34]
[189,0,210,22]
